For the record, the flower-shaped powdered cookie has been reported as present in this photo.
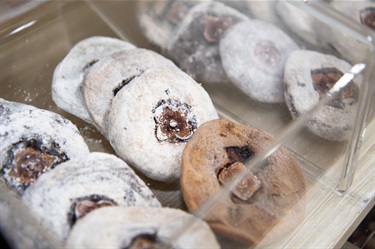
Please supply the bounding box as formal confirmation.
[137,0,200,50]
[168,2,248,84]
[0,98,89,195]
[82,48,181,134]
[283,50,359,141]
[51,36,135,122]
[22,152,161,243]
[106,68,218,182]
[66,206,220,249]
[220,19,299,103]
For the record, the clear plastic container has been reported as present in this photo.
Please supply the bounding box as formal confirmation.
[0,1,374,248]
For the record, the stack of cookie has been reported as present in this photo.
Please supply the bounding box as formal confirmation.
[138,0,360,142]
[0,99,220,248]
[52,36,219,182]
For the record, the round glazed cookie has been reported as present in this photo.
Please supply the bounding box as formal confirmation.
[22,152,161,243]
[0,98,89,195]
[181,119,306,244]
[137,0,200,50]
[168,2,248,84]
[65,206,220,249]
[106,68,219,182]
[82,48,181,134]
[51,36,135,123]
[283,50,359,141]
[220,20,299,103]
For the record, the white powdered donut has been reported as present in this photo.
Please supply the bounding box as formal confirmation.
[106,68,219,182]
[51,36,135,123]
[22,152,161,243]
[0,98,89,195]
[82,48,181,134]
[65,206,220,249]
[220,20,299,103]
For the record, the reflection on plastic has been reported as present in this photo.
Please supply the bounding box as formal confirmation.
[7,20,36,36]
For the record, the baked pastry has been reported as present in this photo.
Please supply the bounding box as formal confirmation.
[0,98,89,195]
[220,19,299,103]
[82,48,181,134]
[168,2,248,84]
[283,50,359,141]
[106,68,219,182]
[65,206,220,249]
[328,0,374,64]
[22,152,161,243]
[137,0,200,50]
[51,36,135,123]
[181,119,306,244]
[276,1,332,50]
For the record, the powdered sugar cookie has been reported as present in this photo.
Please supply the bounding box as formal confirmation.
[51,36,135,123]
[168,2,248,84]
[283,50,359,141]
[65,206,220,249]
[82,48,181,134]
[22,152,161,243]
[137,0,200,50]
[0,98,89,195]
[106,68,218,182]
[328,1,374,63]
[329,0,375,30]
[220,20,299,103]
[276,2,332,50]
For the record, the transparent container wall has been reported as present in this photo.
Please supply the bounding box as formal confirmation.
[0,1,374,249]
[83,0,374,189]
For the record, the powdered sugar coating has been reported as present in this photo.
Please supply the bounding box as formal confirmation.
[22,152,161,243]
[276,2,332,50]
[65,206,220,249]
[168,2,248,84]
[284,50,359,141]
[106,68,219,182]
[83,48,181,134]
[51,36,135,123]
[137,1,200,50]
[0,98,89,194]
[220,20,299,103]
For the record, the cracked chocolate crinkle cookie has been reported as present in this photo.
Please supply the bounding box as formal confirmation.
[106,68,219,182]
[220,19,299,103]
[0,98,89,195]
[65,206,220,249]
[22,152,161,243]
[181,119,306,244]
[168,2,248,84]
[82,48,181,134]
[283,50,359,141]
[51,36,135,123]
